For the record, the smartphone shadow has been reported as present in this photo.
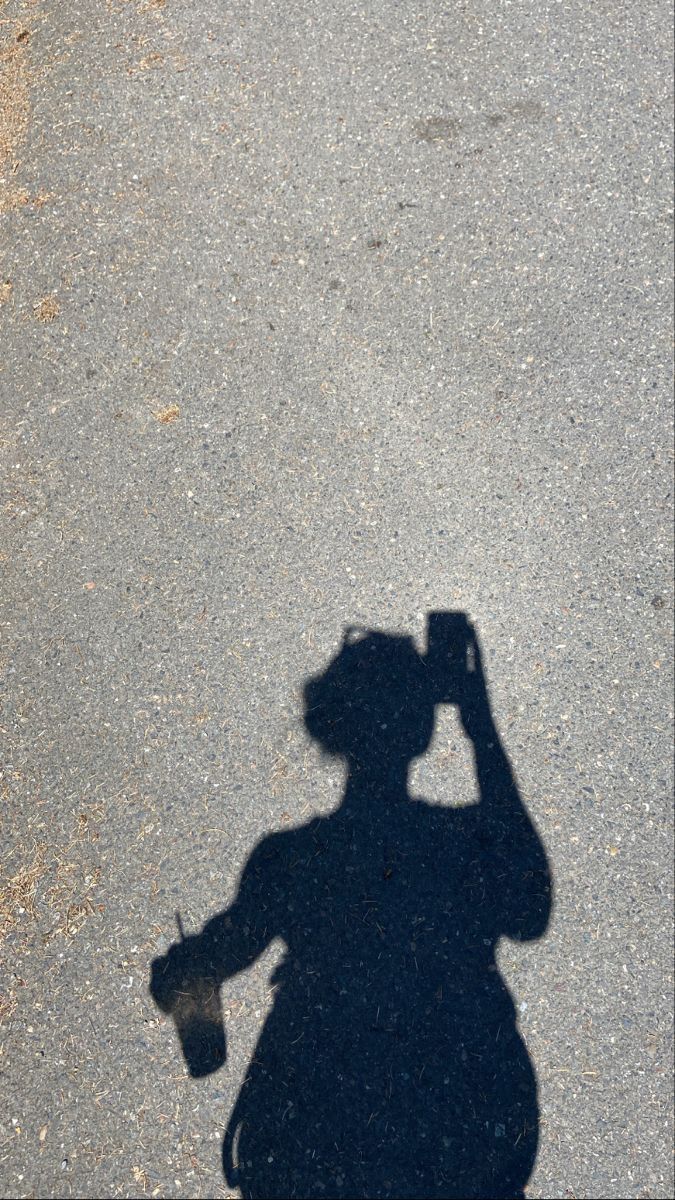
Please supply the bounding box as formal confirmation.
[150,615,552,1199]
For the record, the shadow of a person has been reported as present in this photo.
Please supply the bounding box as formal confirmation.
[150,613,552,1199]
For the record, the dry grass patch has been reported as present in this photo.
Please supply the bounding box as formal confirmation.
[0,13,32,214]
[153,403,179,423]
[0,841,47,937]
[33,294,59,321]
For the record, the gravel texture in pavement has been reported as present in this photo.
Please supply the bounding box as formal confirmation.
[1,1,673,1197]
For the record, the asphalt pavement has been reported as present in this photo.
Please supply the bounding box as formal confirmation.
[1,1,673,1197]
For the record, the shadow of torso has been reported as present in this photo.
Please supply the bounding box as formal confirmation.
[224,797,544,1200]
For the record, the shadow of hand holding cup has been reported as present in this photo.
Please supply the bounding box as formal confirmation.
[150,915,226,1079]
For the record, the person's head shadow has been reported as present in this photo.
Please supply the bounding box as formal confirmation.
[150,612,553,1199]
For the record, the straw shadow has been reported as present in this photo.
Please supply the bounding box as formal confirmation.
[150,613,552,1199]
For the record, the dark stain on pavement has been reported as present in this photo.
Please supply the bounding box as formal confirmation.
[486,101,546,128]
[414,117,461,143]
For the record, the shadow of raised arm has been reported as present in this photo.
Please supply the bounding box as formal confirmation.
[456,626,552,941]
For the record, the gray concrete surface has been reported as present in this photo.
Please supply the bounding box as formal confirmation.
[1,0,673,1196]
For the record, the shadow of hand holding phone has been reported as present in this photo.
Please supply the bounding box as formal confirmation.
[150,613,552,1199]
